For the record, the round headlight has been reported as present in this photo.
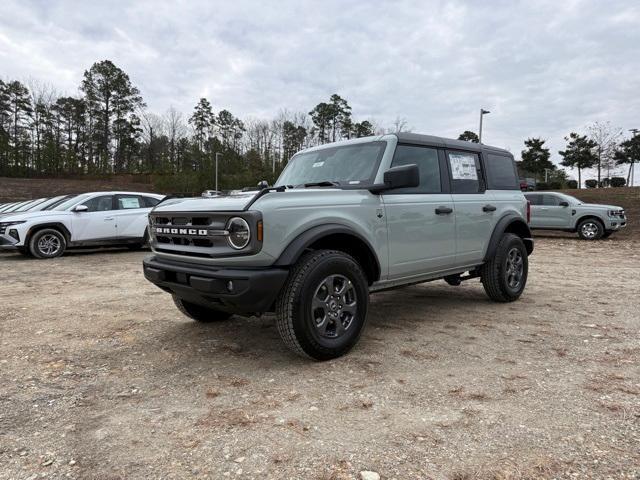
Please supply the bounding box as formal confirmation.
[226,217,250,249]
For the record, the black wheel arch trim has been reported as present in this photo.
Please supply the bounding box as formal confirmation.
[26,223,72,244]
[484,214,533,261]
[273,223,382,282]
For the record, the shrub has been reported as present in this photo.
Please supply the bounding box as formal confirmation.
[585,179,598,188]
[611,177,626,187]
[535,182,549,191]
[566,180,578,189]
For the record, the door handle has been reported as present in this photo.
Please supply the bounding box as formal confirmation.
[104,217,115,221]
[482,204,497,212]
[435,206,453,215]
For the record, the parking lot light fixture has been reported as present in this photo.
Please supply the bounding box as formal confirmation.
[479,109,490,143]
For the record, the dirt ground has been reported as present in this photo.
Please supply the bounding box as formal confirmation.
[1,237,639,480]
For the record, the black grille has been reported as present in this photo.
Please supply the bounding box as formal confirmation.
[151,214,222,249]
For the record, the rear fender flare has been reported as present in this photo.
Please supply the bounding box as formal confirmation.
[484,215,533,261]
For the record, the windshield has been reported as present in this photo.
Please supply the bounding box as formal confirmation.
[50,194,92,211]
[41,195,75,211]
[14,198,48,212]
[275,141,386,187]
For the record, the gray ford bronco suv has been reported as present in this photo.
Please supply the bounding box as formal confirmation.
[143,133,534,360]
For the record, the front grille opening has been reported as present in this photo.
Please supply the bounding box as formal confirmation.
[192,217,211,226]
[155,217,170,225]
[157,236,171,244]
[172,217,189,225]
[193,238,213,247]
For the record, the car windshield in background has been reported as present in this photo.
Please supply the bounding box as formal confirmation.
[559,193,582,204]
[49,194,91,211]
[41,195,75,210]
[275,142,386,188]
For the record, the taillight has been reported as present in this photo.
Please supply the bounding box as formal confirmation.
[526,200,531,224]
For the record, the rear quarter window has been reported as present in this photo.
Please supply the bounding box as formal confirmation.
[485,153,519,190]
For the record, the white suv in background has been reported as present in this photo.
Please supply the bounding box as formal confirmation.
[0,191,164,259]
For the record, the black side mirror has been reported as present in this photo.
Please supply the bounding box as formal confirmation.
[257,180,269,190]
[559,201,569,207]
[369,164,419,193]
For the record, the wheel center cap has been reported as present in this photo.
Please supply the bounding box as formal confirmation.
[329,300,338,311]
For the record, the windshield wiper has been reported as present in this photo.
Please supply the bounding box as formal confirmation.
[297,181,340,188]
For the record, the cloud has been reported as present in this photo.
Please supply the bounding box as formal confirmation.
[1,0,639,180]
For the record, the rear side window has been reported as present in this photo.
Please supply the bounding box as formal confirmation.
[447,151,483,194]
[117,196,143,209]
[485,153,519,190]
[525,194,542,205]
[390,145,441,193]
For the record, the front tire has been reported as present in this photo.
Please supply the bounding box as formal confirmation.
[29,228,67,259]
[601,231,613,239]
[577,218,604,240]
[173,296,233,322]
[481,233,528,302]
[275,250,369,361]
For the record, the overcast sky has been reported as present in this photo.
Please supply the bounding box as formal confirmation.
[1,0,639,180]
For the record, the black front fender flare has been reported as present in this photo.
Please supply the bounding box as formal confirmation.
[273,223,381,280]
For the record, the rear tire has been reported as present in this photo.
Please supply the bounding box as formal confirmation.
[275,250,369,361]
[481,233,528,302]
[29,228,67,259]
[173,296,233,322]
[577,218,604,240]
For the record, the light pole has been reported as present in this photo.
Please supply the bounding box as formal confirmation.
[478,109,490,143]
[215,152,222,192]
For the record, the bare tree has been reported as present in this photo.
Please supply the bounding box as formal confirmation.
[587,121,622,186]
[389,116,411,133]
[164,106,186,171]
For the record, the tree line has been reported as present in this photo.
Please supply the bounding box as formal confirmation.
[458,122,639,189]
[0,60,380,192]
[1,59,638,192]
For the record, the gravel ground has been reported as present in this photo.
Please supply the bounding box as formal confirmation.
[1,238,639,480]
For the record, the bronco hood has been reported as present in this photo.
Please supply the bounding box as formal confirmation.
[152,193,258,212]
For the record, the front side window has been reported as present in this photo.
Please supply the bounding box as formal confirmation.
[542,194,560,206]
[447,151,483,194]
[389,145,441,193]
[275,142,386,187]
[82,195,115,212]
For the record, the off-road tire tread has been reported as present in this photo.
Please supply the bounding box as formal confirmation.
[275,249,367,360]
[481,233,526,303]
[173,296,232,322]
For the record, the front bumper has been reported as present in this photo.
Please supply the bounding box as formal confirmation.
[0,235,19,250]
[143,255,289,314]
[606,216,627,231]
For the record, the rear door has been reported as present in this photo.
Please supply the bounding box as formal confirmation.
[445,150,496,266]
[383,144,456,279]
[71,194,117,241]
[113,194,152,239]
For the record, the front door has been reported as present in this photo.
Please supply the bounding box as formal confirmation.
[538,194,572,228]
[383,144,456,279]
[445,150,496,266]
[71,194,117,242]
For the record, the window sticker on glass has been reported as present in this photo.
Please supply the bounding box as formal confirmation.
[312,161,324,168]
[120,197,141,209]
[449,154,478,180]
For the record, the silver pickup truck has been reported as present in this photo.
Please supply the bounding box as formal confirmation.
[524,191,627,240]
[143,133,534,360]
